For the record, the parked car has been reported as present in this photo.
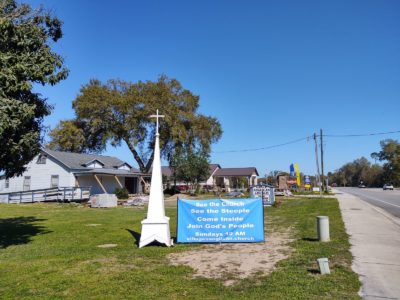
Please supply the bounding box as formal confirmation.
[383,184,394,190]
[274,189,285,196]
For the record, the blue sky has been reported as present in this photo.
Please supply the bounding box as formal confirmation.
[28,0,400,176]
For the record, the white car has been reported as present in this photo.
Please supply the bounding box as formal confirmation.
[383,184,394,190]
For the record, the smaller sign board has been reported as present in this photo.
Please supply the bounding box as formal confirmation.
[250,185,275,206]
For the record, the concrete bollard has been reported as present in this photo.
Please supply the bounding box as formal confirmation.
[317,258,330,274]
[317,216,330,242]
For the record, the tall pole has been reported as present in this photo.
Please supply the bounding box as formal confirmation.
[320,129,325,192]
[314,133,322,196]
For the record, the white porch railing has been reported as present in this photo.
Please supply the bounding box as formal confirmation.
[0,187,91,204]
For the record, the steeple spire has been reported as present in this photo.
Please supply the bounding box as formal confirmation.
[139,110,173,248]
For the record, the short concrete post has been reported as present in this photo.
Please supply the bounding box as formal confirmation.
[317,258,330,274]
[317,216,330,242]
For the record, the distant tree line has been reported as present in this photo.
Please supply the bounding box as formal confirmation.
[328,139,400,187]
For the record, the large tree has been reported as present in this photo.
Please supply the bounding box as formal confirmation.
[47,120,86,153]
[371,139,400,186]
[47,120,107,153]
[0,0,68,177]
[169,146,210,191]
[48,76,222,172]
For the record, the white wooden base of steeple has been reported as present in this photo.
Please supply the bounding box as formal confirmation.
[139,217,173,248]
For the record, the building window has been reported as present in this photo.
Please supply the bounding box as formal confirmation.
[23,176,31,191]
[83,160,104,169]
[118,164,131,171]
[37,154,47,164]
[5,179,9,189]
[50,175,59,188]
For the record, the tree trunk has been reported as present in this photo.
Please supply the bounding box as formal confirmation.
[123,138,157,174]
[124,138,146,173]
[145,152,155,173]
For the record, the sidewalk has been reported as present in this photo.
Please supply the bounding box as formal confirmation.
[336,190,400,299]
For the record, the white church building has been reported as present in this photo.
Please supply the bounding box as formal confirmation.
[0,149,143,200]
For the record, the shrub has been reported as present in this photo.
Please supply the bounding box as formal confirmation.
[163,186,179,196]
[115,187,129,199]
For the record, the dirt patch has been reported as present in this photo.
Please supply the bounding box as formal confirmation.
[168,230,293,286]
[164,194,195,206]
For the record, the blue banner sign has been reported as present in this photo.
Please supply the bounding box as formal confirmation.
[177,198,264,243]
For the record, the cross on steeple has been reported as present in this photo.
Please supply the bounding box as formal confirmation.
[149,109,164,135]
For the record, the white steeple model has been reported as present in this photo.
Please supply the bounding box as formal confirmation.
[139,110,173,248]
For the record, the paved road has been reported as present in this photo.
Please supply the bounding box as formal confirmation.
[337,187,400,218]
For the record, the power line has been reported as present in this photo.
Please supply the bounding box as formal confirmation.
[213,136,312,154]
[323,130,400,138]
[212,129,400,154]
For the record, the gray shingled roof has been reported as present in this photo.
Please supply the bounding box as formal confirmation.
[42,149,140,173]
[74,169,141,176]
[214,167,259,177]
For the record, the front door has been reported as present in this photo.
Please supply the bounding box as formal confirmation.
[125,177,137,194]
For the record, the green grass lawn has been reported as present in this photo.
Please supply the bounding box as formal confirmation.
[0,197,360,299]
[292,191,334,196]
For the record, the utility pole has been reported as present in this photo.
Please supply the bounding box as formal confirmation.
[320,129,325,192]
[314,133,322,196]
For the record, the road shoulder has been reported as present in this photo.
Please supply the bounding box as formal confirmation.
[335,190,400,299]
